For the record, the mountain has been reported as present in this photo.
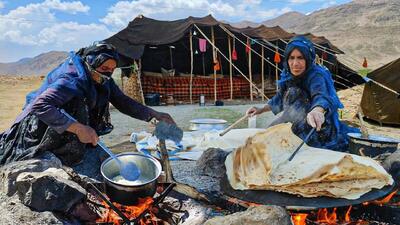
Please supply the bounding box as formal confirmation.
[230,20,260,28]
[262,11,306,28]
[262,0,400,69]
[0,51,68,76]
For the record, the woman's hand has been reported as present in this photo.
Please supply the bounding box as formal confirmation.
[67,122,99,146]
[246,105,271,117]
[151,111,176,125]
[306,107,325,131]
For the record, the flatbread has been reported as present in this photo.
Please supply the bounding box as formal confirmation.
[225,123,393,199]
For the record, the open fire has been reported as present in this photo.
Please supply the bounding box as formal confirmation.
[291,190,399,225]
[96,197,154,225]
[84,182,186,225]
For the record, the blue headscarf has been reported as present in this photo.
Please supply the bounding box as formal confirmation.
[278,36,343,111]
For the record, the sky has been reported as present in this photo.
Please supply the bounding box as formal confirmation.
[0,0,351,63]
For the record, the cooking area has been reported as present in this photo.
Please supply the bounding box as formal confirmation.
[0,103,399,225]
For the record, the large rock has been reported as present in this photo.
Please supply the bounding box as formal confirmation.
[196,148,229,178]
[16,167,86,212]
[204,205,292,225]
[0,192,64,225]
[383,149,400,182]
[0,151,62,196]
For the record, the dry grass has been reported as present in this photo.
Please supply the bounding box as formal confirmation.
[0,76,42,131]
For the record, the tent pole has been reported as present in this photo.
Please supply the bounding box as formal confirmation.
[121,71,124,91]
[137,59,145,105]
[169,47,173,69]
[190,31,194,104]
[193,24,269,100]
[211,26,217,103]
[248,38,253,101]
[228,35,233,100]
[275,61,278,91]
[261,46,265,101]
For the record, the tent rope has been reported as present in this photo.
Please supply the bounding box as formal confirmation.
[194,24,270,100]
[218,24,282,73]
[240,32,284,57]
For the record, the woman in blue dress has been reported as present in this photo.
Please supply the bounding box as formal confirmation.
[247,36,358,151]
[0,42,175,166]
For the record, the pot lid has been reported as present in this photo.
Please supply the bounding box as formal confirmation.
[190,118,227,124]
[347,132,400,144]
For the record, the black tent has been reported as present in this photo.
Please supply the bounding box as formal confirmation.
[104,15,364,103]
[361,58,400,125]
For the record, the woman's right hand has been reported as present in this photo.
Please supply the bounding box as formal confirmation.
[246,105,270,117]
[67,122,99,146]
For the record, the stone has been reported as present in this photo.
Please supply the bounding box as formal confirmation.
[16,167,86,212]
[383,149,400,182]
[0,192,64,225]
[0,151,62,196]
[196,148,229,178]
[204,205,292,225]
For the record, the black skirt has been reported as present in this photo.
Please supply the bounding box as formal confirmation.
[0,98,89,166]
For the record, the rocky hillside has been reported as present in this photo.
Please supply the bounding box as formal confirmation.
[0,51,68,76]
[263,0,400,69]
[263,11,306,29]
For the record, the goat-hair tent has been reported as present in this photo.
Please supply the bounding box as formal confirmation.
[361,58,400,125]
[104,15,363,103]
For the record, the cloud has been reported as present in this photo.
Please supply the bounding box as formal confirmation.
[42,0,89,14]
[101,0,292,29]
[0,0,92,46]
[0,0,100,61]
[289,0,312,3]
[0,1,4,9]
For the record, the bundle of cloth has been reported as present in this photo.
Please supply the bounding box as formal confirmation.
[225,123,393,200]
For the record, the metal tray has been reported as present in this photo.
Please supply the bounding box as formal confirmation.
[220,174,396,210]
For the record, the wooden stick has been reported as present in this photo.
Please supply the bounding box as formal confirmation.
[219,114,249,136]
[211,26,217,103]
[159,139,174,182]
[228,35,233,100]
[261,46,265,101]
[358,106,369,138]
[138,59,145,104]
[275,62,278,91]
[248,38,253,101]
[189,31,193,104]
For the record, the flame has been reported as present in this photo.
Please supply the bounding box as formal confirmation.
[372,190,397,206]
[316,208,337,224]
[97,197,154,225]
[344,205,352,222]
[291,213,308,225]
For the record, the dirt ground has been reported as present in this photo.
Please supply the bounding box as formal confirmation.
[0,76,43,131]
[0,75,398,143]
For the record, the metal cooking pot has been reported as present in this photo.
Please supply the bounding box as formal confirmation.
[100,152,162,205]
[348,133,400,158]
[189,118,227,131]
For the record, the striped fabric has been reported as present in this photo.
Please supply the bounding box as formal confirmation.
[142,76,250,102]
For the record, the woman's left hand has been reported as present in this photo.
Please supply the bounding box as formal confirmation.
[306,107,325,131]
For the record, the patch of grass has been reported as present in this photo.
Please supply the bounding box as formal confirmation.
[192,107,248,128]
[358,68,371,77]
